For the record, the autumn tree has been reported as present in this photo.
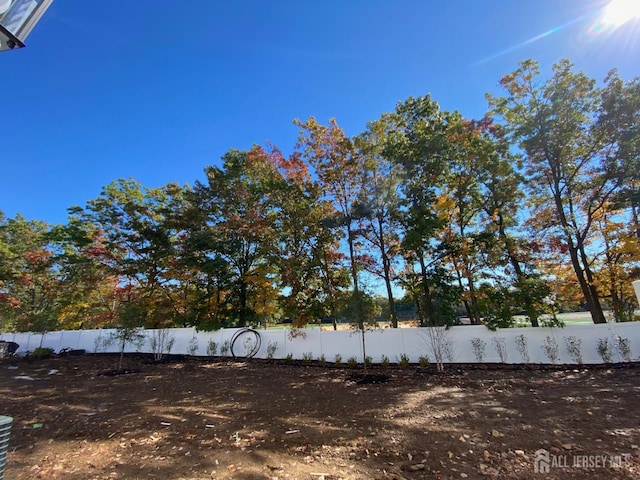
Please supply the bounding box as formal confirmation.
[377,96,459,326]
[191,149,279,328]
[295,117,367,325]
[69,179,188,329]
[0,214,61,333]
[355,118,405,327]
[488,59,639,324]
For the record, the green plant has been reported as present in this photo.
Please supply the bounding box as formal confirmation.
[614,336,632,362]
[187,335,199,356]
[364,356,372,368]
[106,327,146,370]
[492,337,507,363]
[266,341,278,359]
[285,353,293,362]
[318,354,326,366]
[381,354,390,368]
[597,338,612,363]
[206,339,218,356]
[147,328,176,362]
[334,354,342,366]
[347,356,358,367]
[302,352,314,364]
[541,336,559,364]
[396,353,410,368]
[564,336,582,364]
[470,337,487,363]
[418,355,430,367]
[93,332,110,354]
[424,326,454,371]
[31,346,54,359]
[515,334,530,363]
[220,340,230,357]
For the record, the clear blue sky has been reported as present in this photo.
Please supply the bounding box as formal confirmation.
[2,0,638,225]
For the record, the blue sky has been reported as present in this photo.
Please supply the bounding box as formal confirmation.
[2,0,639,225]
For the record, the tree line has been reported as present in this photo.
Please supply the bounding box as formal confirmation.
[1,59,639,334]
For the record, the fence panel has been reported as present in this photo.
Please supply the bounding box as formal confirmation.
[1,321,639,365]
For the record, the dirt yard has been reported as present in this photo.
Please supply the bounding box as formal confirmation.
[1,354,638,480]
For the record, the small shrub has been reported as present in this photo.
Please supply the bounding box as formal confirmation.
[220,340,230,357]
[334,354,342,366]
[364,356,373,368]
[148,329,176,362]
[470,337,486,363]
[541,336,560,364]
[515,334,530,363]
[187,336,199,356]
[302,352,314,364]
[418,355,430,367]
[614,336,632,362]
[597,338,612,363]
[380,354,390,368]
[266,341,278,359]
[285,353,293,362]
[93,332,109,354]
[396,353,410,368]
[492,337,507,363]
[318,354,326,366]
[347,356,358,367]
[206,340,218,356]
[564,336,582,365]
[31,346,54,359]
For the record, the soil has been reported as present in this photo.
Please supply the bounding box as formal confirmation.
[1,354,639,480]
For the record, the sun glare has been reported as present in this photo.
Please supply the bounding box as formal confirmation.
[601,0,640,27]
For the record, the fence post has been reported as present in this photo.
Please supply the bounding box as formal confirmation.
[0,415,13,480]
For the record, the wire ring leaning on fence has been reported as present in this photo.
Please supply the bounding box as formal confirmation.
[230,328,261,360]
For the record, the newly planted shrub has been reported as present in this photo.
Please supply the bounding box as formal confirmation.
[492,337,507,363]
[364,356,373,368]
[470,337,486,363]
[541,336,560,364]
[397,353,410,368]
[187,335,199,356]
[423,327,455,372]
[31,346,54,359]
[614,336,632,362]
[266,341,278,359]
[564,336,582,364]
[597,338,613,363]
[381,354,390,368]
[206,340,218,356]
[148,329,175,362]
[515,334,530,363]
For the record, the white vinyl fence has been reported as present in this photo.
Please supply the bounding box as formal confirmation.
[2,322,640,365]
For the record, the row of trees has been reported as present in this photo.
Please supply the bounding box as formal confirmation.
[1,59,639,334]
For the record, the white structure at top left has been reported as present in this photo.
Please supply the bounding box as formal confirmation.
[0,0,52,51]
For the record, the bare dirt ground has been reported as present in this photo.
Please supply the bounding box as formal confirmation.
[1,354,639,480]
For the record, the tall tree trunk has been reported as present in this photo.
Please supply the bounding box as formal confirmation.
[567,242,607,324]
[496,215,540,327]
[552,182,607,324]
[455,267,473,323]
[377,217,398,328]
[418,255,435,326]
[237,278,248,327]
